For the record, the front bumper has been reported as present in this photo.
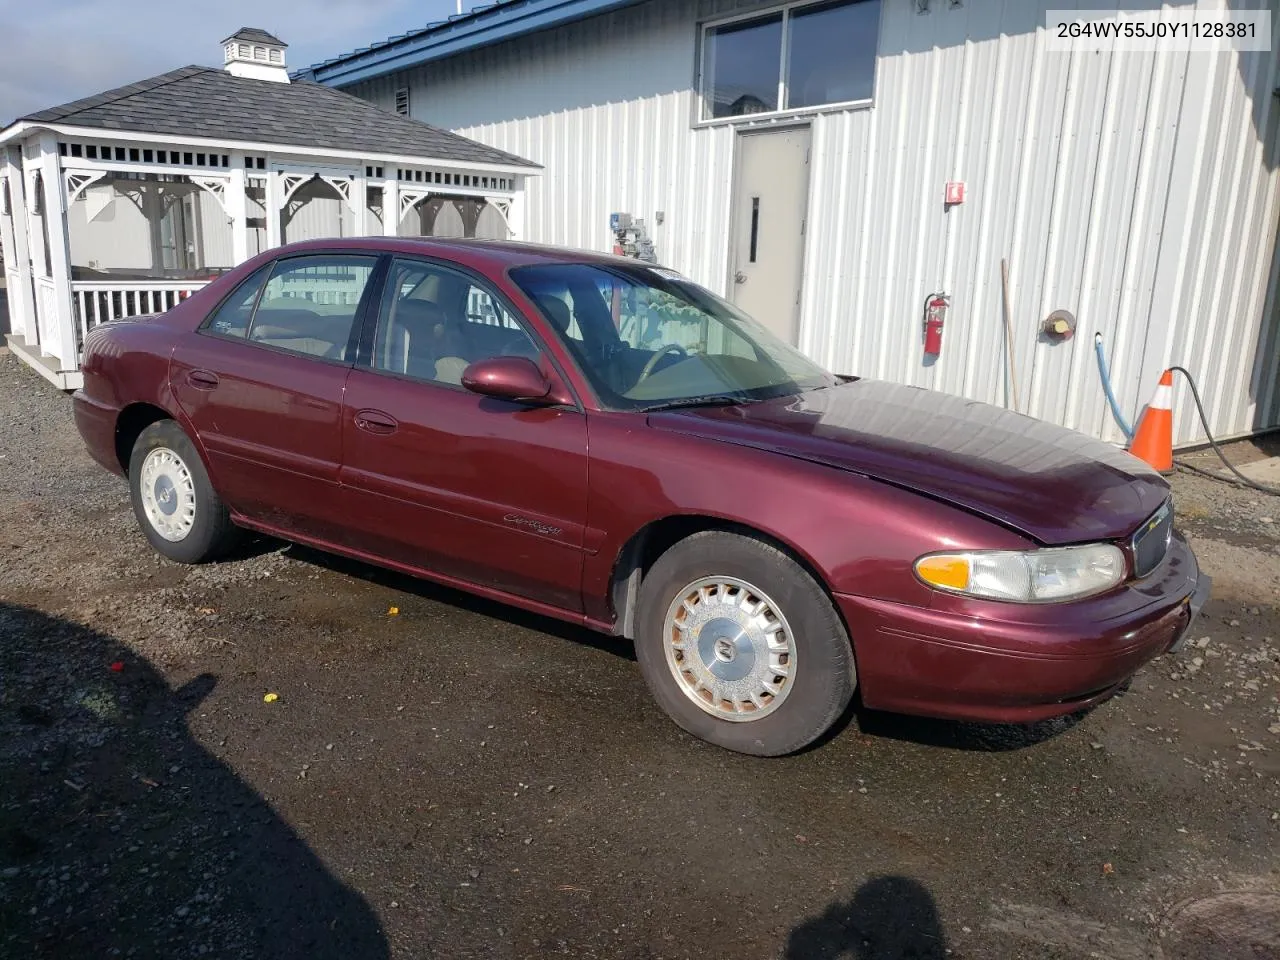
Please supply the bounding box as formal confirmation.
[1168,571,1212,653]
[836,534,1208,724]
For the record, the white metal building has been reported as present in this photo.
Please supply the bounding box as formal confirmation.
[0,28,537,388]
[305,0,1280,446]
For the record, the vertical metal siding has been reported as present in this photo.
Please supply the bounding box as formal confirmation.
[344,0,1280,445]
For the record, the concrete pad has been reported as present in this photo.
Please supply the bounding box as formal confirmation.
[1216,455,1280,485]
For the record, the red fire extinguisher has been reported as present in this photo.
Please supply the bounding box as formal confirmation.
[923,292,949,357]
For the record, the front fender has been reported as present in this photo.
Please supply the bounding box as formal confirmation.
[581,414,1034,625]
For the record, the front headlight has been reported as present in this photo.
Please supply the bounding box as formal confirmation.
[914,544,1126,603]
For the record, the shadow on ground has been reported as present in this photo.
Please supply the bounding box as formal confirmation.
[283,541,639,662]
[786,875,948,959]
[0,601,388,959]
[854,704,1091,752]
[215,535,1091,753]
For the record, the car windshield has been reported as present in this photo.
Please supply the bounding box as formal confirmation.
[508,262,837,409]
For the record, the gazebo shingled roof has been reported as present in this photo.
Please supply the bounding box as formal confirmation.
[15,66,538,168]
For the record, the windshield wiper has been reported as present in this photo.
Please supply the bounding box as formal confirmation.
[638,395,758,412]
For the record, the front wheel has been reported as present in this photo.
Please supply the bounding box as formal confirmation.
[634,531,856,756]
[129,420,239,563]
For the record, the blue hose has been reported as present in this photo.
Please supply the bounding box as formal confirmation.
[1094,332,1133,441]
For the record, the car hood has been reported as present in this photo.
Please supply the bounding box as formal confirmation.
[647,380,1168,544]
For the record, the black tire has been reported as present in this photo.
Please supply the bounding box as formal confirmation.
[128,420,239,564]
[634,530,856,756]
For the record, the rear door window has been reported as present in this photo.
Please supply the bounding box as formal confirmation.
[246,255,377,361]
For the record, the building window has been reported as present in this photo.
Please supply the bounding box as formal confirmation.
[269,48,282,64]
[700,0,880,121]
[703,13,783,118]
[238,43,250,57]
[395,87,411,116]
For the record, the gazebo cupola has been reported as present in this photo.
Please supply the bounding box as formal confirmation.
[0,30,539,389]
[222,28,290,83]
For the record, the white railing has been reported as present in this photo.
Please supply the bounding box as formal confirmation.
[73,280,209,346]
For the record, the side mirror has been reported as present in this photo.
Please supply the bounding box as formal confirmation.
[461,356,554,404]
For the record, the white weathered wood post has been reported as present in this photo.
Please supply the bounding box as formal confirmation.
[227,156,250,265]
[0,147,36,345]
[35,134,78,373]
[350,167,368,238]
[265,167,283,250]
[507,179,527,241]
[381,178,399,237]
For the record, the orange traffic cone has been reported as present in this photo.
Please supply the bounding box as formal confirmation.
[1129,369,1174,474]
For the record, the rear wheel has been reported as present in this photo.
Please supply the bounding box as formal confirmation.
[634,531,856,756]
[128,420,239,563]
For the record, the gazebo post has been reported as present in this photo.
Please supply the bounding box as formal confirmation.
[142,188,166,271]
[507,181,526,241]
[35,134,78,372]
[1,147,36,345]
[381,178,399,238]
[351,167,367,238]
[265,168,283,248]
[227,154,250,264]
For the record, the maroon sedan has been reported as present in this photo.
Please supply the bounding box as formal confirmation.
[74,238,1209,755]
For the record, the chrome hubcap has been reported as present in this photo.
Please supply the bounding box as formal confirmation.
[139,447,196,542]
[663,577,796,722]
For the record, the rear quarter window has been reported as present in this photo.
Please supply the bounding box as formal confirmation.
[202,265,271,338]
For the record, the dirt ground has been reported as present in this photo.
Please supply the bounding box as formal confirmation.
[0,350,1276,960]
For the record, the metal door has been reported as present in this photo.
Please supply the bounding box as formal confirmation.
[729,127,811,344]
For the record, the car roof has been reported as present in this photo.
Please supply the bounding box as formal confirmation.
[270,236,647,273]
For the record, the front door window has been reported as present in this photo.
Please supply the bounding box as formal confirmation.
[371,258,539,385]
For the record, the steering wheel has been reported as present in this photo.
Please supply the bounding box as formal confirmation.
[638,343,688,382]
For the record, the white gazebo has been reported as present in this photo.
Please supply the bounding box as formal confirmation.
[0,28,539,388]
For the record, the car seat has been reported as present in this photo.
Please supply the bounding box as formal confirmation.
[387,300,471,383]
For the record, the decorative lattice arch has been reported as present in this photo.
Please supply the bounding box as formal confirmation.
[399,186,433,222]
[279,173,313,204]
[398,192,513,238]
[112,179,190,218]
[483,197,514,235]
[64,170,109,204]
[319,175,353,208]
[188,176,233,215]
[281,172,361,217]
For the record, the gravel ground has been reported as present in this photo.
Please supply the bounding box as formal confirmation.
[0,350,1277,959]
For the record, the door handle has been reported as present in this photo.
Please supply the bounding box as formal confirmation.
[354,409,398,436]
[734,272,747,285]
[186,369,219,390]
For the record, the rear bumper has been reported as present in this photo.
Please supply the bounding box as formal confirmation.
[837,535,1208,723]
[72,390,124,477]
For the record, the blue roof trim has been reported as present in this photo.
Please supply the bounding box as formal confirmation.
[302,0,645,87]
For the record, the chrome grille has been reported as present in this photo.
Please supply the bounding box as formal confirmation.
[1130,501,1174,578]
